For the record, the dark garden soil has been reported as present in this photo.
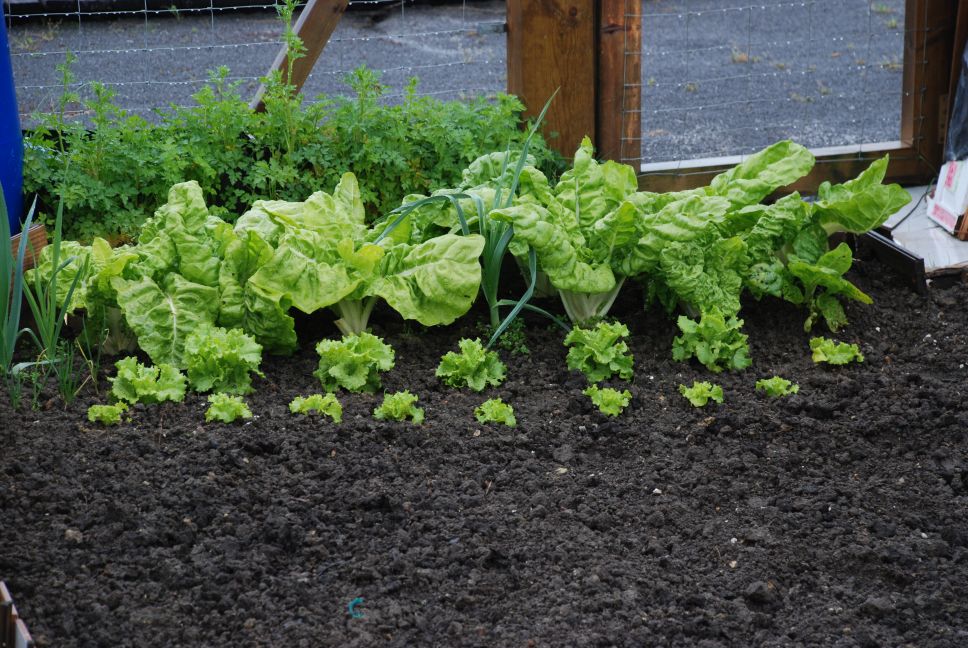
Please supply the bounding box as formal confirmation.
[2,252,968,647]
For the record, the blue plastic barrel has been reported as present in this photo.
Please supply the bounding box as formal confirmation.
[0,9,24,234]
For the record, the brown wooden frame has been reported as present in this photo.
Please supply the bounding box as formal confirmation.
[635,0,960,193]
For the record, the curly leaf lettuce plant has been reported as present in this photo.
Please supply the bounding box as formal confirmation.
[110,356,187,404]
[755,376,799,397]
[205,393,252,423]
[374,390,424,424]
[809,337,864,365]
[679,381,724,407]
[672,308,751,373]
[564,321,634,383]
[314,331,394,392]
[87,402,128,425]
[583,385,631,417]
[436,338,507,391]
[184,325,264,395]
[289,393,342,422]
[474,398,516,427]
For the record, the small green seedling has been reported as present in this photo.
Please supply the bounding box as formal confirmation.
[374,390,424,424]
[564,321,634,383]
[87,402,128,425]
[205,393,252,423]
[289,393,342,423]
[755,376,799,397]
[679,381,724,407]
[436,338,507,391]
[672,308,751,373]
[583,385,631,417]
[314,331,395,392]
[110,356,187,405]
[809,337,864,365]
[474,398,516,427]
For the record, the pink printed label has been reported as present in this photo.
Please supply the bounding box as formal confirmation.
[945,162,958,189]
[930,201,958,231]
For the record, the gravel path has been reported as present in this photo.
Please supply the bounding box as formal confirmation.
[7,0,906,163]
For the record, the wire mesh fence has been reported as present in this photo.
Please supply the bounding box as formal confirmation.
[5,0,508,123]
[634,0,908,168]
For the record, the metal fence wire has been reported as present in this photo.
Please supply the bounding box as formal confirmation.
[632,0,907,168]
[5,0,507,123]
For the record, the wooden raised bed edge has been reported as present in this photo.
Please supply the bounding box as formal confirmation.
[0,581,34,648]
[9,224,48,272]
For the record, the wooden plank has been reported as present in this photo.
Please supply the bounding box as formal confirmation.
[250,0,349,112]
[507,0,597,159]
[901,0,957,170]
[597,0,642,166]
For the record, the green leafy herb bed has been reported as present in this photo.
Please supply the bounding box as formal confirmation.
[2,260,968,647]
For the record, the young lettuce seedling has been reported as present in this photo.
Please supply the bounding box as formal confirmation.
[564,321,634,383]
[374,390,424,424]
[184,325,264,395]
[679,381,724,407]
[110,356,187,405]
[314,332,395,392]
[436,338,507,392]
[289,393,342,423]
[672,307,751,373]
[755,376,799,397]
[809,337,864,365]
[474,398,516,427]
[583,385,631,417]
[87,402,128,425]
[205,393,252,423]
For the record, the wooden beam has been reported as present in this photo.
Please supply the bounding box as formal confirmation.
[507,0,597,159]
[597,0,642,166]
[250,0,348,112]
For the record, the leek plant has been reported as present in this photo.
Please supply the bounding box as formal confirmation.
[23,194,85,404]
[0,192,34,379]
[378,92,568,348]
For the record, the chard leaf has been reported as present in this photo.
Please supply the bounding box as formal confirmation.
[659,235,748,317]
[709,140,815,208]
[555,136,638,231]
[813,156,911,235]
[371,233,485,327]
[786,243,871,332]
[112,273,219,367]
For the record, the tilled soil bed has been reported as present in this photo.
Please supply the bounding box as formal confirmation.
[2,253,968,647]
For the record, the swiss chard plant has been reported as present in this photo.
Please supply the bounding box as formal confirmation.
[563,321,634,383]
[583,385,631,417]
[672,308,751,373]
[314,332,394,393]
[110,356,187,405]
[374,390,424,424]
[205,393,252,423]
[474,398,516,427]
[289,393,342,422]
[436,338,507,392]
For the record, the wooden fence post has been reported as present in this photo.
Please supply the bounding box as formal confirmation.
[250,0,349,112]
[597,0,641,167]
[507,0,597,159]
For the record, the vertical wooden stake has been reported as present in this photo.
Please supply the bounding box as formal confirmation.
[507,0,597,159]
[597,0,641,166]
[250,0,349,112]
